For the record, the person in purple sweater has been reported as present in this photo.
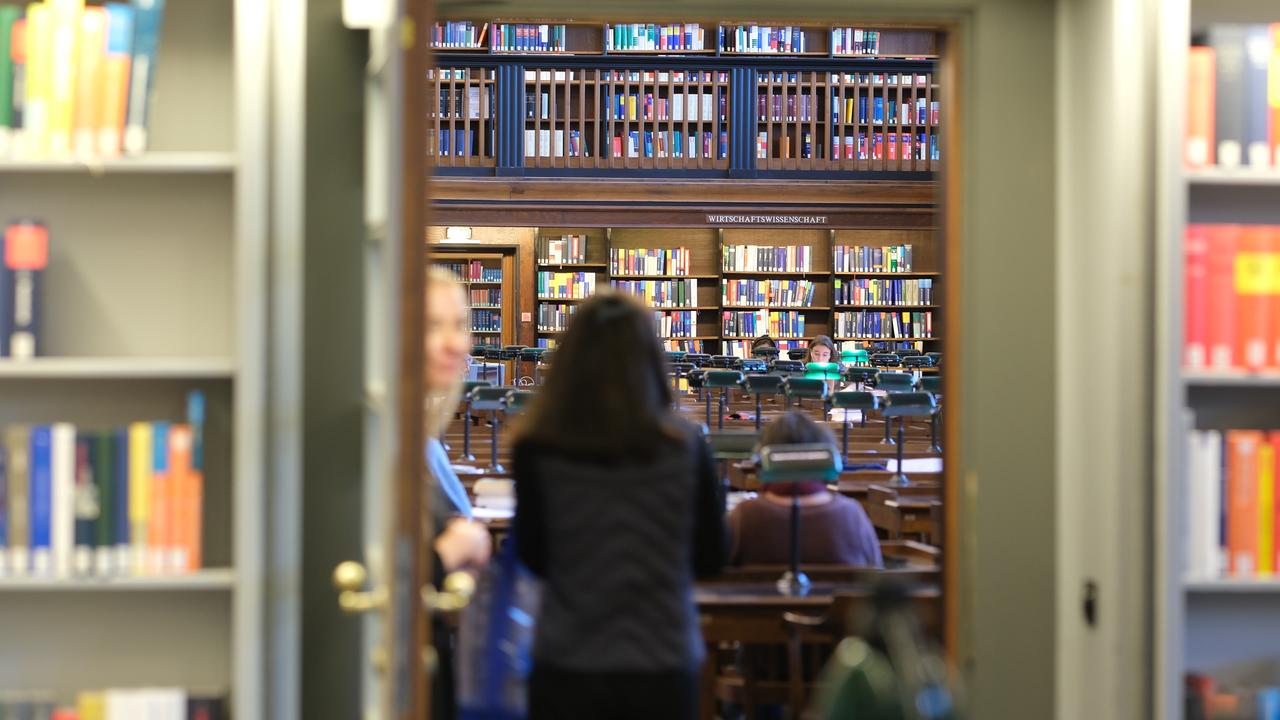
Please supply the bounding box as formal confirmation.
[728,411,883,567]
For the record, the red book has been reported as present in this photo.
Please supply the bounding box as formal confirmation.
[1186,46,1216,168]
[1227,430,1263,575]
[1235,225,1273,370]
[1269,225,1280,370]
[1206,224,1240,369]
[1184,224,1211,368]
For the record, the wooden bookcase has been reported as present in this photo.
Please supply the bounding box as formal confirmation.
[441,224,941,358]
[0,1,267,716]
[428,247,517,348]
[426,21,940,178]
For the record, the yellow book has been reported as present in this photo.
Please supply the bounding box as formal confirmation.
[45,0,82,156]
[21,3,50,158]
[128,421,152,575]
[1260,440,1276,575]
[77,691,106,720]
[72,7,106,157]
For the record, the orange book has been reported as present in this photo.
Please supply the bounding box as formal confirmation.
[150,423,172,573]
[96,4,132,158]
[1260,437,1276,575]
[1227,430,1263,576]
[1235,225,1273,370]
[1268,225,1280,371]
[1206,225,1240,369]
[168,424,201,571]
[1187,46,1216,168]
[72,7,106,157]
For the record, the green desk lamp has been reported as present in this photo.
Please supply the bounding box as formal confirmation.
[804,361,842,381]
[706,429,760,488]
[783,376,828,412]
[704,369,745,431]
[742,374,785,430]
[506,390,535,414]
[919,376,943,453]
[469,386,515,473]
[459,380,492,462]
[841,347,870,366]
[882,392,938,486]
[876,372,916,447]
[831,391,879,459]
[758,443,843,595]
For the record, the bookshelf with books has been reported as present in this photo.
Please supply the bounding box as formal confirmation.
[0,1,266,715]
[1158,4,1280,718]
[610,227,721,354]
[718,228,832,357]
[429,248,515,348]
[425,21,940,177]
[428,67,496,168]
[830,227,940,354]
[534,227,607,348]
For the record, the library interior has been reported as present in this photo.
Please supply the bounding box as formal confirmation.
[0,0,1278,719]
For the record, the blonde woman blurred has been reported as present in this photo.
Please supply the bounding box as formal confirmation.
[424,267,478,530]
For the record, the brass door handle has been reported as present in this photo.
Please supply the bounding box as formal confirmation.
[332,560,388,613]
[422,571,476,613]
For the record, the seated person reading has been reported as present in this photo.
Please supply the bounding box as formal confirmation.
[804,334,841,392]
[727,411,883,567]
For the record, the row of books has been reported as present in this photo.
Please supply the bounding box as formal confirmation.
[0,0,166,160]
[834,244,915,273]
[536,234,588,265]
[469,288,501,307]
[1186,428,1280,578]
[430,68,491,82]
[829,132,941,162]
[606,23,705,52]
[831,96,940,126]
[833,278,935,306]
[722,245,814,272]
[664,339,708,353]
[655,311,699,338]
[0,689,224,720]
[612,279,700,307]
[1185,25,1280,169]
[536,338,556,349]
[435,261,501,283]
[537,272,596,299]
[436,87,491,120]
[818,72,932,87]
[721,279,816,307]
[1185,671,1280,720]
[722,310,806,339]
[493,23,565,53]
[601,92,724,122]
[757,94,819,123]
[432,128,485,158]
[831,28,882,56]
[834,310,933,339]
[607,130,728,160]
[757,131,816,160]
[721,25,811,54]
[1183,224,1280,372]
[1,220,48,358]
[609,247,692,276]
[536,303,577,333]
[470,309,501,333]
[725,338,804,358]
[523,129,589,158]
[431,21,487,49]
[0,396,206,578]
[840,339,925,354]
[522,69,728,84]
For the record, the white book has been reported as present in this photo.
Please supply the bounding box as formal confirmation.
[51,422,76,578]
[672,92,684,121]
[553,129,564,157]
[701,93,714,121]
[523,129,535,157]
[538,129,551,157]
[1188,429,1224,579]
[149,687,188,720]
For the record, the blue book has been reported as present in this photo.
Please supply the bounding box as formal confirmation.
[188,390,205,472]
[1244,26,1273,167]
[123,0,167,155]
[29,425,52,573]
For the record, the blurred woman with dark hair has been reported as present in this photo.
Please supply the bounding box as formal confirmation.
[513,290,725,720]
[728,411,882,568]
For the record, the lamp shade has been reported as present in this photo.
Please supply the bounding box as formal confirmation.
[759,443,843,484]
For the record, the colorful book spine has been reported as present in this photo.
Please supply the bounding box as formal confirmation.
[29,424,52,575]
[1,220,50,358]
[46,0,84,157]
[5,425,29,575]
[127,421,151,574]
[0,5,22,157]
[98,3,133,157]
[50,421,75,577]
[1244,26,1273,167]
[122,0,166,155]
[73,7,107,157]
[1184,224,1280,371]
[22,3,50,158]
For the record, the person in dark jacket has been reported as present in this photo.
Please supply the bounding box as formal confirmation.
[728,411,882,568]
[513,291,726,720]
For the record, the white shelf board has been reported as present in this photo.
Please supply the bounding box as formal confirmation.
[0,568,236,592]
[1183,370,1280,387]
[1185,168,1280,187]
[1185,577,1280,593]
[0,357,236,379]
[0,152,236,174]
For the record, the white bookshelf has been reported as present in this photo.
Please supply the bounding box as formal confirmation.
[1157,2,1280,717]
[0,0,266,717]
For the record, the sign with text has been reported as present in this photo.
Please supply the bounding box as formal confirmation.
[705,214,829,225]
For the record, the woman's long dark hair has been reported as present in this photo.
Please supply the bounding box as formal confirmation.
[514,291,682,461]
[806,334,837,363]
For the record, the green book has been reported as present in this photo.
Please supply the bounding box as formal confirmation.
[93,430,115,573]
[0,4,22,146]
